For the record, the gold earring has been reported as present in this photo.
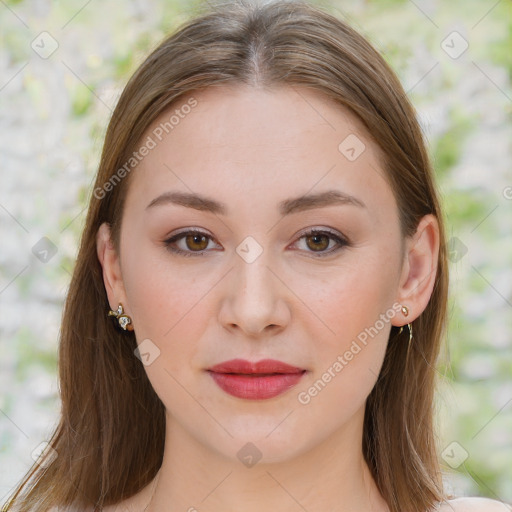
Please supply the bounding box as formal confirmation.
[108,303,134,331]
[398,305,413,345]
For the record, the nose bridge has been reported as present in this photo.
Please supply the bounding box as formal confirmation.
[234,241,276,306]
[222,238,288,334]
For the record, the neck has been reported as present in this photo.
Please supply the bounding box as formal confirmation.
[146,405,389,512]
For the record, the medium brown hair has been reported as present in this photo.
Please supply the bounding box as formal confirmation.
[3,0,449,510]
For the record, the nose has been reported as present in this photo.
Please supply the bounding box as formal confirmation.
[218,248,291,337]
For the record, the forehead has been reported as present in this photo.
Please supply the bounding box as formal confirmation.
[125,84,396,222]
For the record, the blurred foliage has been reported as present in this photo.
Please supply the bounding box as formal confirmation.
[433,108,476,179]
[15,327,57,380]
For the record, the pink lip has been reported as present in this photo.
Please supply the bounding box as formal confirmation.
[209,358,305,374]
[207,358,306,400]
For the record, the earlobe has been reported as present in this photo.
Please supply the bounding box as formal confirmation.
[394,214,440,325]
[96,222,126,310]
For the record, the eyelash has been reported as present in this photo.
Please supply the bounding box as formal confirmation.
[163,228,349,258]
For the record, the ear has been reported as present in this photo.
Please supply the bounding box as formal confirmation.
[96,222,127,310]
[392,214,440,327]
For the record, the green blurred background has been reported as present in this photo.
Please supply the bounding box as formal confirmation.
[0,0,511,506]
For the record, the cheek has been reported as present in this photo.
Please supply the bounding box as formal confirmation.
[119,246,212,413]
[120,242,216,372]
[292,253,398,348]
[290,252,398,404]
[294,284,392,425]
[121,239,197,330]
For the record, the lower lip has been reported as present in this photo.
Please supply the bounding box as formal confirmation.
[208,371,306,400]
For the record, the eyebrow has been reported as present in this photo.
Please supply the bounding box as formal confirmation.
[145,189,367,216]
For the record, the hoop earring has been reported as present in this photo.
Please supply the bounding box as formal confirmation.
[398,305,413,346]
[108,303,134,331]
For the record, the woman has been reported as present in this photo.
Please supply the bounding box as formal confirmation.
[3,0,510,511]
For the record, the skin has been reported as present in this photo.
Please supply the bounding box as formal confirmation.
[96,84,441,512]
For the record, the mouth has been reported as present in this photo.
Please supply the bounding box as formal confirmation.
[206,359,307,400]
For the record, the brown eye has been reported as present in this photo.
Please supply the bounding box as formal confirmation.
[294,229,349,258]
[305,233,330,252]
[184,233,209,251]
[164,230,217,257]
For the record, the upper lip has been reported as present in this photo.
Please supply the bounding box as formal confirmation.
[208,358,305,374]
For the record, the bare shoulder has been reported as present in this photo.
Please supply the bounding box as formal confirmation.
[439,497,512,511]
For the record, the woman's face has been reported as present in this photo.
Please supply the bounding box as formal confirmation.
[100,84,423,463]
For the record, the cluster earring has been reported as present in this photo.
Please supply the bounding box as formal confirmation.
[398,305,413,346]
[108,303,134,331]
